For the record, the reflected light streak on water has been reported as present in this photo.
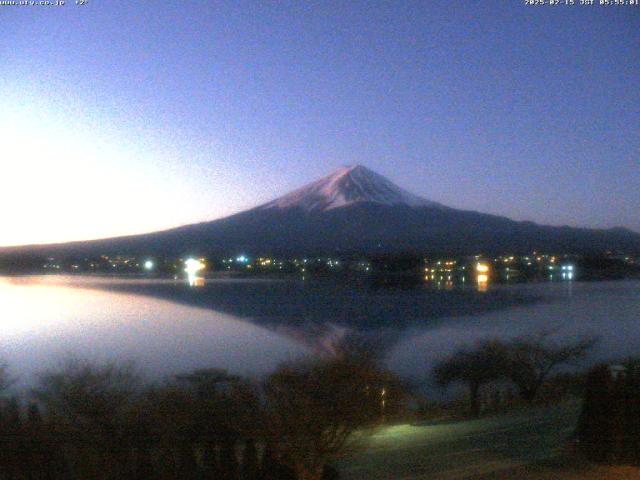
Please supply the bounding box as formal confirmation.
[0,276,308,389]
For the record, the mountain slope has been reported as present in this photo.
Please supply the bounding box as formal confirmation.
[3,165,640,256]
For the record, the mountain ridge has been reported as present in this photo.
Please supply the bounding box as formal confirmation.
[1,166,639,256]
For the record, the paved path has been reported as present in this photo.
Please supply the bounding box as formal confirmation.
[338,402,581,480]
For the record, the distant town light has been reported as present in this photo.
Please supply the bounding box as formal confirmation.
[144,260,154,271]
[184,258,205,286]
[476,263,489,273]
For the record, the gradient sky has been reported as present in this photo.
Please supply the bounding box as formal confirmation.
[1,1,638,246]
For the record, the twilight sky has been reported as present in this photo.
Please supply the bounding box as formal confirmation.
[1,1,638,246]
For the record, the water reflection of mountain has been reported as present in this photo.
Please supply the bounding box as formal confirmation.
[80,278,541,356]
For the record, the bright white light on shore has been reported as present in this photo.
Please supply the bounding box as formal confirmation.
[144,260,154,271]
[184,258,205,286]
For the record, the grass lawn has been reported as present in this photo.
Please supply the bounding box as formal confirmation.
[471,457,640,479]
[338,400,597,479]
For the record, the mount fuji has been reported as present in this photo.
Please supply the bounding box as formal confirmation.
[6,165,640,256]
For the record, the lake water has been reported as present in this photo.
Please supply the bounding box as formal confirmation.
[1,275,639,392]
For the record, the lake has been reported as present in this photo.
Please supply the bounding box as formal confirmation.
[1,275,639,393]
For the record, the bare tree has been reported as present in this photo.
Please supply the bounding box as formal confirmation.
[504,333,598,403]
[33,359,140,423]
[263,356,404,480]
[141,368,263,479]
[433,340,509,416]
[32,359,141,478]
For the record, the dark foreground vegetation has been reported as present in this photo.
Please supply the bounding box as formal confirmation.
[1,337,638,480]
[0,356,404,480]
[577,359,640,465]
[432,332,598,417]
[431,335,640,469]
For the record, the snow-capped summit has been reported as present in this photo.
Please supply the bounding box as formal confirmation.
[260,165,442,212]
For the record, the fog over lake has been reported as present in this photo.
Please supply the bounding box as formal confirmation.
[1,275,639,392]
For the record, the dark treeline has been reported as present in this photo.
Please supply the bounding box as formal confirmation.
[2,250,639,283]
[433,333,598,417]
[577,359,640,465]
[0,357,405,480]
